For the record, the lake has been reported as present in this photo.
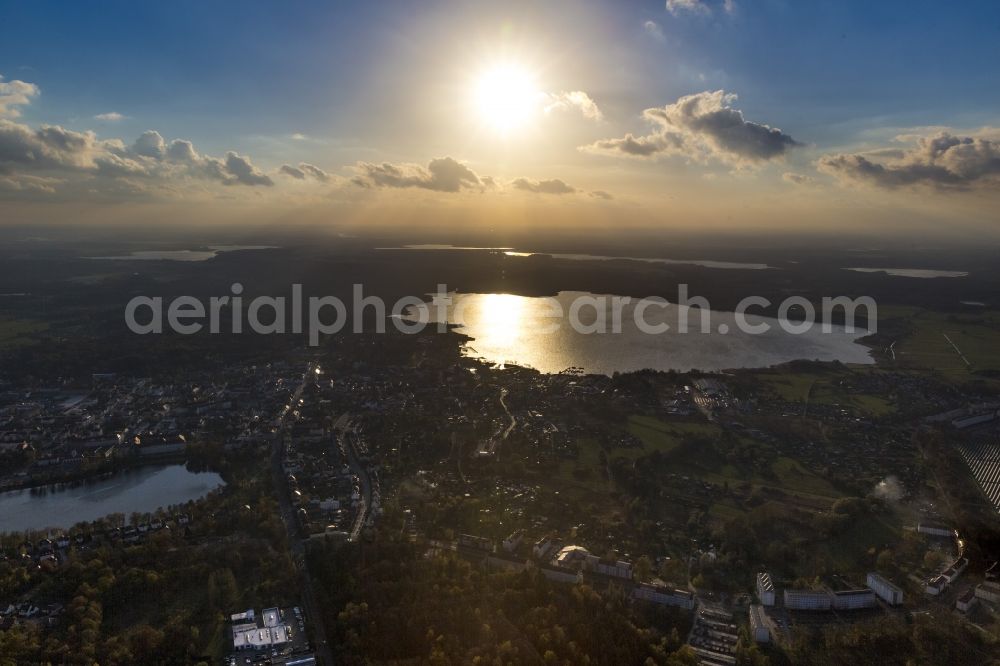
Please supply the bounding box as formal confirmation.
[377,245,772,270]
[845,267,968,278]
[0,465,224,533]
[504,252,772,270]
[408,291,874,375]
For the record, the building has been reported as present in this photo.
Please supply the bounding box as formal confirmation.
[555,545,597,570]
[595,557,633,580]
[632,583,695,610]
[975,581,1000,604]
[457,533,493,552]
[831,589,876,610]
[533,535,554,560]
[956,588,977,613]
[866,572,904,606]
[538,565,581,584]
[502,530,524,553]
[756,572,775,607]
[917,523,955,538]
[941,557,969,583]
[783,589,831,611]
[230,607,293,653]
[749,604,770,644]
[925,575,947,596]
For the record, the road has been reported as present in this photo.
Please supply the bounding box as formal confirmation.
[334,413,372,542]
[269,363,335,666]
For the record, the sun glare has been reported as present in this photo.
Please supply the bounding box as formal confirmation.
[472,62,541,134]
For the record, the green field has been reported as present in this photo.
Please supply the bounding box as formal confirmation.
[755,368,895,416]
[880,306,1000,379]
[0,317,48,349]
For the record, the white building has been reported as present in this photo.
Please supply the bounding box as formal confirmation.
[917,523,955,538]
[866,572,904,606]
[784,589,831,611]
[502,530,524,553]
[231,607,292,652]
[756,572,775,607]
[975,581,1000,604]
[749,604,770,644]
[831,589,876,610]
[632,583,695,610]
[956,588,977,613]
[595,558,633,580]
[533,535,554,560]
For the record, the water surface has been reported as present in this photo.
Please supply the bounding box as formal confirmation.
[409,292,873,375]
[0,465,224,533]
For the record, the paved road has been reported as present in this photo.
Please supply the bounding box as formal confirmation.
[270,363,335,666]
[334,413,372,542]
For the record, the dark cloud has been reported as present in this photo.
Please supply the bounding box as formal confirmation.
[818,132,1000,190]
[353,156,482,192]
[511,177,576,194]
[583,90,800,166]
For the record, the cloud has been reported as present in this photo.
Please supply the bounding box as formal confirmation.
[644,20,666,42]
[353,156,482,192]
[666,0,710,15]
[590,190,614,200]
[544,91,603,121]
[511,177,576,194]
[280,162,330,181]
[0,75,39,118]
[666,0,735,16]
[0,117,280,200]
[94,112,126,122]
[582,90,800,166]
[131,130,166,159]
[817,132,1000,190]
[223,152,274,186]
[291,133,309,141]
[782,172,813,185]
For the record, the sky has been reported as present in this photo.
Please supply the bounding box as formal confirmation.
[1,0,999,235]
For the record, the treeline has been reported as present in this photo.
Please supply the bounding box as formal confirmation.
[307,533,697,665]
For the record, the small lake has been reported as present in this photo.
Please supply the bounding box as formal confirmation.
[407,292,874,375]
[377,245,772,270]
[0,465,224,533]
[86,245,278,262]
[504,252,773,270]
[845,267,968,278]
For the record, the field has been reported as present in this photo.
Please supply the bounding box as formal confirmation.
[880,305,1000,379]
[755,367,895,416]
[0,316,48,349]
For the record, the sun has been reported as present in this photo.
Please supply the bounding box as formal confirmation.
[472,62,541,134]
